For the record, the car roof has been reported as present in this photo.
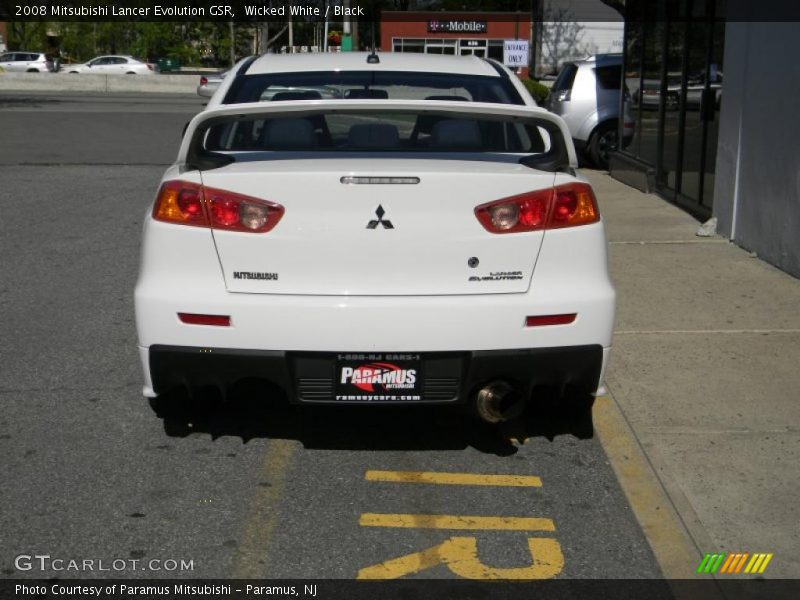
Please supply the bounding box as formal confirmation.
[246,52,501,77]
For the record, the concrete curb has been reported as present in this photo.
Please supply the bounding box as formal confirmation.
[0,72,198,94]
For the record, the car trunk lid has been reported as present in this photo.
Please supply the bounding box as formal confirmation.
[199,159,555,296]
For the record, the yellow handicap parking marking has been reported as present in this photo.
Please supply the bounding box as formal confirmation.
[356,470,564,580]
[357,536,564,580]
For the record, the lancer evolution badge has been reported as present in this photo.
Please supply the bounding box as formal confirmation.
[366,205,394,229]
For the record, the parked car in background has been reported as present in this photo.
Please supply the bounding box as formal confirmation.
[203,52,536,109]
[681,71,723,110]
[632,71,722,113]
[62,55,153,75]
[545,54,635,169]
[633,76,681,110]
[0,51,54,72]
[197,70,228,97]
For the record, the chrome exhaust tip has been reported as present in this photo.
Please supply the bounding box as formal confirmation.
[474,381,525,424]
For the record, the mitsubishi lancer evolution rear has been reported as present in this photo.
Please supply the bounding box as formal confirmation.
[135,54,615,424]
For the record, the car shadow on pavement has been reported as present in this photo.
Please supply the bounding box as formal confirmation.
[148,380,595,457]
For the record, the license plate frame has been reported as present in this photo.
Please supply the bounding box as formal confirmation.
[334,353,423,402]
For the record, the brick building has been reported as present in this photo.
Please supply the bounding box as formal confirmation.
[380,12,532,78]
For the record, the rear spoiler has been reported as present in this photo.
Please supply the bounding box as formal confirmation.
[178,100,578,173]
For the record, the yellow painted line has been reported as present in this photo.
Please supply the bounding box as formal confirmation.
[230,438,296,578]
[758,554,773,574]
[359,513,555,532]
[593,394,706,581]
[365,470,542,487]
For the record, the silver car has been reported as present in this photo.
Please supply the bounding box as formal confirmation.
[545,54,634,169]
[0,51,54,73]
[62,55,154,75]
[197,70,228,97]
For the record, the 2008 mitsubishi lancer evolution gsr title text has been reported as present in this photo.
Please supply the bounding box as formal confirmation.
[134,53,616,425]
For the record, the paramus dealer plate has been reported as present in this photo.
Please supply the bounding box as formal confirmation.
[335,353,422,401]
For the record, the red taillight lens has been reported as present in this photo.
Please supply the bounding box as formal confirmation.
[475,183,599,234]
[475,189,551,234]
[525,313,577,327]
[200,75,208,85]
[152,181,284,233]
[548,184,599,229]
[204,187,283,233]
[178,313,230,326]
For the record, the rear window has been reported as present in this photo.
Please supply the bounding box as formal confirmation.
[594,65,622,90]
[200,110,555,155]
[224,71,524,105]
[552,64,578,93]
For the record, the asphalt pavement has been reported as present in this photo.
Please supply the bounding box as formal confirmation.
[0,93,664,582]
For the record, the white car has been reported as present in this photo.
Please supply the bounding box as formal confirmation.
[136,53,615,424]
[63,55,153,75]
[0,51,54,72]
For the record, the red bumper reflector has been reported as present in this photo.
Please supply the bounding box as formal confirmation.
[525,313,577,327]
[178,313,231,327]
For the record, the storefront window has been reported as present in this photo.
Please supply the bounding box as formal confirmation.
[424,40,457,55]
[392,38,425,53]
[623,17,643,158]
[616,0,725,218]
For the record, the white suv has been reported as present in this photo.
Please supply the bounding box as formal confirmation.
[0,51,53,72]
[136,53,615,424]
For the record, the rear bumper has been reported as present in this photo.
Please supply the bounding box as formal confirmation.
[144,344,606,405]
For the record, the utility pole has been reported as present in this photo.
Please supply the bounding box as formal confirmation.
[323,0,329,52]
[229,21,235,67]
[530,0,544,78]
[288,14,293,52]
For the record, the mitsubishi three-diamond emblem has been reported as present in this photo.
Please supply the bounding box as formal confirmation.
[366,204,394,229]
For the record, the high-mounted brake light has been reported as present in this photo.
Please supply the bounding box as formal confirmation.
[152,181,284,233]
[475,183,599,234]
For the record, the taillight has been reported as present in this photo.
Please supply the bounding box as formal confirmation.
[152,181,284,233]
[153,181,207,227]
[548,184,599,229]
[200,75,207,85]
[204,186,283,233]
[475,183,599,234]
